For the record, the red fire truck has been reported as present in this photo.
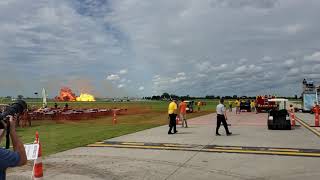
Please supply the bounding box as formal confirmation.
[256,95,277,113]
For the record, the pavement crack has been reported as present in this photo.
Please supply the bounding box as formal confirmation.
[164,136,217,180]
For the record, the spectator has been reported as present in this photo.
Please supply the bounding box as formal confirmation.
[228,101,233,112]
[0,115,27,179]
[197,101,201,112]
[216,98,232,136]
[235,98,240,114]
[168,99,178,134]
[179,99,188,128]
[250,100,256,112]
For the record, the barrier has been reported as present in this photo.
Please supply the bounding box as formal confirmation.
[113,111,117,125]
[33,131,43,180]
[315,105,319,127]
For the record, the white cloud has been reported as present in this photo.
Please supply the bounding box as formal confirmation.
[170,76,186,83]
[106,74,120,81]
[304,52,320,62]
[283,59,295,67]
[177,72,186,76]
[288,68,300,76]
[234,65,247,73]
[139,86,144,90]
[196,61,212,72]
[119,69,128,75]
[117,84,125,88]
[211,64,228,71]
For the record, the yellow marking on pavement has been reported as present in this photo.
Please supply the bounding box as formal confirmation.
[87,143,320,157]
[87,144,193,151]
[215,146,243,150]
[295,117,320,137]
[269,148,300,152]
[203,148,320,157]
[163,144,192,147]
[121,142,145,146]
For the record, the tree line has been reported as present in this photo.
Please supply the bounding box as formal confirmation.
[143,93,301,101]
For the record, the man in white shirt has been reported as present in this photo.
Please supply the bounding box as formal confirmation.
[216,98,232,136]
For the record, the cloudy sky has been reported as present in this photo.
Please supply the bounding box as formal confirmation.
[0,0,320,98]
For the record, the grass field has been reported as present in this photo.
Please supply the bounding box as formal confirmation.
[2,100,219,156]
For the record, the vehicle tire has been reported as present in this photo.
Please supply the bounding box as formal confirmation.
[268,120,273,130]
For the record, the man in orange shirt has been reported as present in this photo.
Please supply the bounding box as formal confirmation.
[179,99,188,128]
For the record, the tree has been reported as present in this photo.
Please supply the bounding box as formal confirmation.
[205,95,215,99]
[17,95,23,100]
[161,92,170,99]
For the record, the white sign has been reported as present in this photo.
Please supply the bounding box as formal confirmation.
[24,144,39,160]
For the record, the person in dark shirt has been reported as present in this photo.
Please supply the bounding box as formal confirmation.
[0,115,27,180]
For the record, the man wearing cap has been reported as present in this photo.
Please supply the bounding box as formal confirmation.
[168,99,178,134]
[216,98,232,136]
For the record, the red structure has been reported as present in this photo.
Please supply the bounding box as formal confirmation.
[256,95,277,113]
[315,105,319,127]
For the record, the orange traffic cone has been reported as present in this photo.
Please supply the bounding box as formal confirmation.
[113,112,117,125]
[33,131,43,180]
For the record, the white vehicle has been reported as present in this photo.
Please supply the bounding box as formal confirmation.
[267,99,291,130]
[184,101,194,113]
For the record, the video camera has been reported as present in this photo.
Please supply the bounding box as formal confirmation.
[0,100,27,129]
[0,100,27,149]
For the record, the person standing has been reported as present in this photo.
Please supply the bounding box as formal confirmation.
[0,115,27,180]
[250,100,256,112]
[168,99,178,134]
[179,99,188,128]
[216,98,232,136]
[228,101,233,112]
[197,101,201,112]
[235,98,240,114]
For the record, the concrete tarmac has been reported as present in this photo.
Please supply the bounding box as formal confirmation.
[8,111,320,180]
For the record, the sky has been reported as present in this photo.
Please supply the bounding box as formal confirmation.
[0,0,320,98]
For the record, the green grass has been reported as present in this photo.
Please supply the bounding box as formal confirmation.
[2,100,219,156]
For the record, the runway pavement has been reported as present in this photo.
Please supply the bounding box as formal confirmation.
[8,111,320,180]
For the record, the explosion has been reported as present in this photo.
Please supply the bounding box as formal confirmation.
[55,87,77,101]
[55,87,96,102]
[76,93,95,102]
